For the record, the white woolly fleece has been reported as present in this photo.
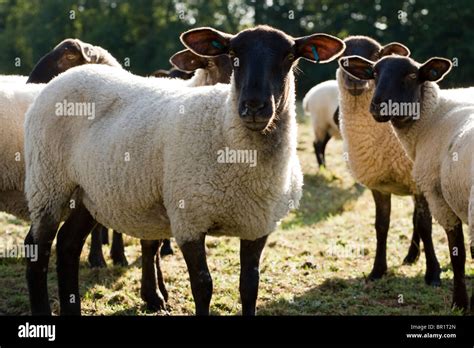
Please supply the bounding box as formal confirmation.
[25,64,303,244]
[303,79,341,142]
[336,69,416,196]
[0,75,28,84]
[390,82,474,245]
[0,82,45,220]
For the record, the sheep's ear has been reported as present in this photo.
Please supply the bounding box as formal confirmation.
[181,27,233,57]
[419,57,452,82]
[170,49,207,72]
[379,42,410,57]
[79,41,100,63]
[295,34,345,63]
[338,55,375,80]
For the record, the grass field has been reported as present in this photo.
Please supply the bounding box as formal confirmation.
[0,108,472,316]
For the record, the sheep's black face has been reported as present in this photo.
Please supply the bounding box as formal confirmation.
[181,26,345,132]
[339,37,380,96]
[27,38,98,84]
[338,55,452,128]
[229,28,295,131]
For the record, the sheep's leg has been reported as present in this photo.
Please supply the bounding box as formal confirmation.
[180,236,212,315]
[446,221,468,311]
[140,239,166,311]
[25,214,60,315]
[110,231,128,266]
[57,205,97,315]
[403,199,421,264]
[101,226,109,244]
[313,132,331,168]
[239,236,267,316]
[160,239,174,256]
[88,224,107,268]
[155,243,168,301]
[412,194,441,286]
[369,190,390,280]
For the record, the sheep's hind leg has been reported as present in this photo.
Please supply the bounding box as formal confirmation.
[88,224,107,268]
[412,194,441,286]
[140,240,166,311]
[313,132,331,168]
[111,231,128,266]
[446,221,468,312]
[160,239,174,256]
[240,236,268,316]
[403,199,421,264]
[57,205,97,315]
[179,235,212,315]
[368,190,390,280]
[25,214,61,315]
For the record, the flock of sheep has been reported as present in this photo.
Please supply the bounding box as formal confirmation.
[0,24,472,316]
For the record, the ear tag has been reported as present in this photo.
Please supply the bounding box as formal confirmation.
[212,40,223,49]
[430,69,438,78]
[311,45,320,63]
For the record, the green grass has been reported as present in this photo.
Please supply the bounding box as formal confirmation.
[0,111,472,316]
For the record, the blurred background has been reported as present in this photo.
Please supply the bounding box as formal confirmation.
[0,0,473,95]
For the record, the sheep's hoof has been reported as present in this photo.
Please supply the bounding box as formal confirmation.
[160,244,174,257]
[424,269,441,287]
[141,291,166,312]
[402,251,420,265]
[368,267,387,281]
[111,253,129,267]
[88,254,107,268]
[452,291,469,313]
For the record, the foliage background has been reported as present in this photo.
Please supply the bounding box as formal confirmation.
[0,0,473,95]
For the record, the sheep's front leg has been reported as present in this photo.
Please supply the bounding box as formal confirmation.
[369,190,391,280]
[140,240,167,311]
[403,211,421,264]
[25,214,60,315]
[313,132,331,167]
[180,235,212,315]
[412,194,441,286]
[88,224,107,268]
[111,231,128,266]
[446,221,469,311]
[160,239,174,256]
[239,236,267,316]
[57,205,97,315]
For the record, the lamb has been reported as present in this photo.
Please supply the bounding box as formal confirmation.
[302,79,341,167]
[335,36,441,286]
[23,25,345,315]
[339,54,473,312]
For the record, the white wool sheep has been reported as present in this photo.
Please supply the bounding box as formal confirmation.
[340,54,473,310]
[335,36,441,286]
[302,79,340,167]
[0,82,44,221]
[0,75,28,84]
[25,64,302,243]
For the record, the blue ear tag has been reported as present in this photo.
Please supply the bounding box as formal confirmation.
[212,40,223,49]
[311,45,320,63]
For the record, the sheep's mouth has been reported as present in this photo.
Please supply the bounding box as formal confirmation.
[243,120,270,131]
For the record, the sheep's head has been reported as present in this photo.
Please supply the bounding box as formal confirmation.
[339,55,452,127]
[338,36,410,96]
[27,38,102,83]
[181,26,345,132]
[170,49,232,84]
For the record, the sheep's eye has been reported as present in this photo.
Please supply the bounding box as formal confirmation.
[287,53,295,61]
[407,72,417,80]
[228,49,236,57]
[66,54,77,60]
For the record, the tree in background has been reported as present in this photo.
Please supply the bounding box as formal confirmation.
[0,0,472,96]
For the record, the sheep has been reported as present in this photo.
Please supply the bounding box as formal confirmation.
[151,68,194,80]
[0,75,28,84]
[302,79,341,167]
[23,25,345,315]
[339,54,473,312]
[26,38,129,268]
[335,36,441,286]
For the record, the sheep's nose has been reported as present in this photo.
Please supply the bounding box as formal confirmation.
[244,100,266,115]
